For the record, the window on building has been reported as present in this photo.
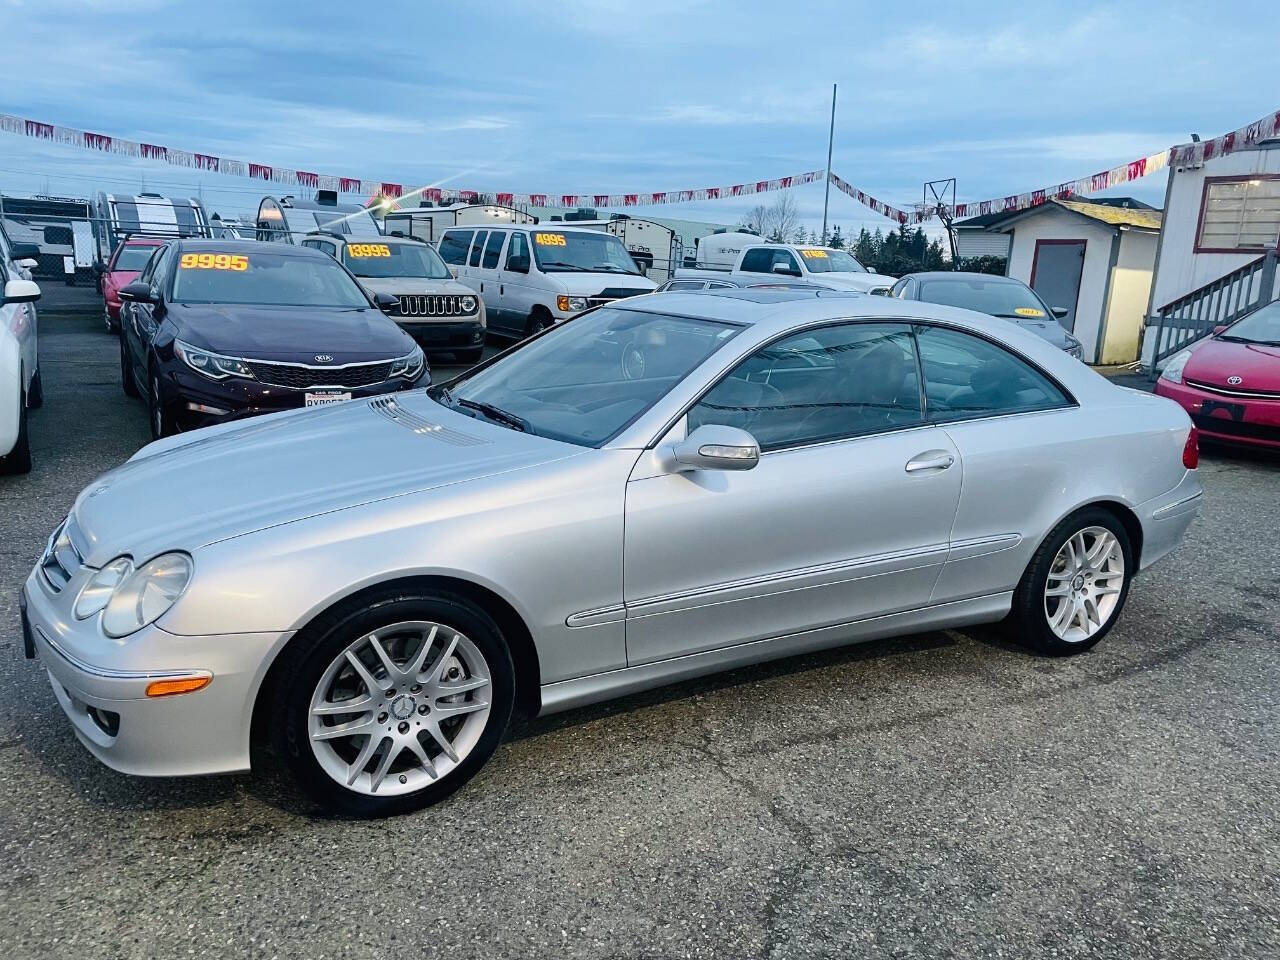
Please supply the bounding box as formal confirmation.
[1196,176,1280,252]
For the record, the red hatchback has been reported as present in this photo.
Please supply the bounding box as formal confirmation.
[1155,300,1280,450]
[101,237,167,332]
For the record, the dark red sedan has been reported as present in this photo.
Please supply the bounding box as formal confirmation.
[101,237,167,332]
[1155,300,1280,450]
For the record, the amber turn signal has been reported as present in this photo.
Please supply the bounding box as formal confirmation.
[145,675,211,698]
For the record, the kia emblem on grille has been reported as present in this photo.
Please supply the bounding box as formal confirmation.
[315,355,334,363]
[1227,376,1243,385]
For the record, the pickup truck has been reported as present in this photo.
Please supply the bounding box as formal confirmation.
[730,243,895,293]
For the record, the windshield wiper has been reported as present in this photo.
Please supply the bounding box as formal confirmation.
[539,261,591,272]
[457,398,531,433]
[594,265,641,274]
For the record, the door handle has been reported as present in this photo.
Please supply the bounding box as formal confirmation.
[905,452,955,473]
[480,282,484,292]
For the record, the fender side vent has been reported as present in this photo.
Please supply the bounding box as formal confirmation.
[368,396,489,446]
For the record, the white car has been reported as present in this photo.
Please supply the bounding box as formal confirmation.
[730,243,896,293]
[0,227,43,475]
[438,224,657,338]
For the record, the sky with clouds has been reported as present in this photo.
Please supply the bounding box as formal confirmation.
[0,0,1276,236]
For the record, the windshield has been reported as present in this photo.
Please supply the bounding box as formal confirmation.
[436,307,740,446]
[343,242,450,280]
[916,277,1052,319]
[1221,301,1280,344]
[171,251,370,307]
[114,245,160,271]
[797,249,868,274]
[530,231,642,274]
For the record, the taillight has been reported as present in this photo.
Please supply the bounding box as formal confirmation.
[1182,426,1199,469]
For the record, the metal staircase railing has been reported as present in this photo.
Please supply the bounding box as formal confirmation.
[1146,248,1277,376]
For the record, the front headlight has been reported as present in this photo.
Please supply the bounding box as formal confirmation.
[389,346,425,380]
[1160,349,1193,384]
[459,295,478,314]
[74,556,133,620]
[556,295,589,312]
[174,339,255,380]
[101,553,193,638]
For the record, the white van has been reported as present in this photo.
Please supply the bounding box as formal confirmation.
[437,224,657,338]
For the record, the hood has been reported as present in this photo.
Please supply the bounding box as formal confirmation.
[70,392,582,567]
[358,277,475,297]
[552,273,658,297]
[809,272,895,292]
[1184,337,1280,388]
[169,302,417,363]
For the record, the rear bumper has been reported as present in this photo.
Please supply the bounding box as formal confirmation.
[1134,469,1203,572]
[1154,378,1280,449]
[21,568,287,777]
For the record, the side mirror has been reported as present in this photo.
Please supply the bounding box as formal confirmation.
[670,424,760,472]
[2,278,41,305]
[16,258,38,270]
[870,286,892,296]
[506,254,530,274]
[117,281,156,304]
[1212,324,1229,336]
[1051,306,1069,320]
[9,241,40,261]
[374,292,398,312]
[772,262,800,276]
[92,262,106,275]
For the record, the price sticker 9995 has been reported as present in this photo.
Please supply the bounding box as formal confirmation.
[180,253,248,271]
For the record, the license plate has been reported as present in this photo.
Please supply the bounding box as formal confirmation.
[304,391,352,407]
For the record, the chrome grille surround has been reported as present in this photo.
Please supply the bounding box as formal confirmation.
[395,295,475,318]
[40,515,87,593]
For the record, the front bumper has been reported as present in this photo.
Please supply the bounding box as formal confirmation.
[1155,378,1280,449]
[161,364,426,432]
[396,319,486,354]
[21,566,289,777]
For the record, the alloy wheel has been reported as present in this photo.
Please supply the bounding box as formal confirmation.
[307,621,492,796]
[1043,526,1125,642]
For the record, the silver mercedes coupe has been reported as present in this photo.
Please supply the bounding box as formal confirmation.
[22,290,1203,816]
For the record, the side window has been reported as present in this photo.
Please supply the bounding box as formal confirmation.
[707,281,736,289]
[890,278,909,298]
[482,231,506,269]
[148,245,175,293]
[137,246,163,283]
[916,325,1070,420]
[739,248,774,273]
[688,323,923,452]
[506,232,528,267]
[469,230,488,267]
[665,279,707,290]
[438,231,473,265]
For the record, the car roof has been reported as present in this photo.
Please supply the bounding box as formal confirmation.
[121,236,168,246]
[904,271,1023,283]
[441,223,606,236]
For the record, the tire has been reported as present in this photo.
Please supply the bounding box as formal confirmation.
[455,347,484,365]
[120,335,139,398]
[105,311,119,334]
[27,368,42,410]
[0,382,32,475]
[147,367,174,439]
[525,307,553,338]
[271,587,515,817]
[1006,507,1133,656]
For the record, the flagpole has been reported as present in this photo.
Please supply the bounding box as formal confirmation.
[821,83,837,244]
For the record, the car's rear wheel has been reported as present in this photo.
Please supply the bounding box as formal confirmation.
[120,335,139,397]
[148,367,174,439]
[273,589,515,817]
[1007,507,1133,655]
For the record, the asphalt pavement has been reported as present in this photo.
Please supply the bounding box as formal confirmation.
[0,286,1277,959]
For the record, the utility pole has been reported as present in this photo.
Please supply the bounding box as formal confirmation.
[821,83,837,245]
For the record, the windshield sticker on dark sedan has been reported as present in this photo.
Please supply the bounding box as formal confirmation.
[179,253,249,271]
[1014,307,1045,317]
[534,233,567,246]
[346,243,391,258]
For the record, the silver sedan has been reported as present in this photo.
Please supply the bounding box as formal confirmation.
[22,290,1203,816]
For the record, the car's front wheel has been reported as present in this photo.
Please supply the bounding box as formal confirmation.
[148,368,174,439]
[1007,507,1133,655]
[273,589,515,817]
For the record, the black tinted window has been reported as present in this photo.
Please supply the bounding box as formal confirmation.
[688,323,923,451]
[739,248,799,275]
[482,231,506,269]
[438,231,473,265]
[916,325,1069,419]
[469,231,487,267]
[506,232,528,266]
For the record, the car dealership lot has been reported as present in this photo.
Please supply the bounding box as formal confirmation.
[0,290,1278,959]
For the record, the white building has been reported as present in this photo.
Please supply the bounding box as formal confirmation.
[1142,138,1280,369]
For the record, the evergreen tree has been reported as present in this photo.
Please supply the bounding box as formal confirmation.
[828,225,845,249]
